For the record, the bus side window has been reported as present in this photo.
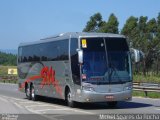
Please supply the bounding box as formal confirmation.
[70,38,80,85]
[18,47,22,63]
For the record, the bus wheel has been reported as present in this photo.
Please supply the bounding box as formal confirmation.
[31,84,38,101]
[66,90,75,107]
[107,101,118,107]
[25,84,31,100]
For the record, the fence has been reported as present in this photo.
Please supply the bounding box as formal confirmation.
[133,82,160,96]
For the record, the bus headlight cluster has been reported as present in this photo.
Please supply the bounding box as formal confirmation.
[82,86,95,92]
[124,86,132,90]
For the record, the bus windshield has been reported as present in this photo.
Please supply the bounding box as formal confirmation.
[81,37,132,84]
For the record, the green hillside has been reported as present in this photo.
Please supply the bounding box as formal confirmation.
[0,51,17,66]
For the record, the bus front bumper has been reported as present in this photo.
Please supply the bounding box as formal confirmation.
[76,90,132,103]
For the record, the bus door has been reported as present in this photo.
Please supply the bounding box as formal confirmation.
[70,38,81,99]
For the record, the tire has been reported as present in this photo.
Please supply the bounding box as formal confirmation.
[31,84,38,101]
[107,101,118,107]
[25,84,31,100]
[66,89,75,107]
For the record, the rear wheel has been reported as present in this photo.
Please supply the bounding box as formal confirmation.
[66,89,75,107]
[25,84,31,100]
[107,101,118,107]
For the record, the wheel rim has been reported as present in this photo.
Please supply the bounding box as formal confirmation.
[31,86,35,99]
[26,87,30,97]
[67,92,71,103]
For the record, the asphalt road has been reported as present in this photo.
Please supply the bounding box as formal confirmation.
[0,83,160,120]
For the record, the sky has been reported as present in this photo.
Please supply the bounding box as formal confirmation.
[0,0,160,49]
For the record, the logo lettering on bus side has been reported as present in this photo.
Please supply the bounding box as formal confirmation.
[19,66,62,97]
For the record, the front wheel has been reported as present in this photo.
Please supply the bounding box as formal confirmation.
[66,90,75,107]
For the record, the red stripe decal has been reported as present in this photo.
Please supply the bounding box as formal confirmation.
[19,66,62,97]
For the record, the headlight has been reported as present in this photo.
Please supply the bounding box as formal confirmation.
[82,86,95,91]
[124,85,132,90]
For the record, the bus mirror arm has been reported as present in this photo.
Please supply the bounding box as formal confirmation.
[76,49,83,64]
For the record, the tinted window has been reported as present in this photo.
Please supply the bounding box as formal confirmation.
[18,47,22,63]
[80,37,131,84]
[81,38,105,51]
[19,39,69,63]
[105,38,129,51]
[70,38,80,85]
[81,37,129,52]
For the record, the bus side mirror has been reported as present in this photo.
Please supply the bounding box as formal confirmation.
[77,49,83,64]
[130,48,144,63]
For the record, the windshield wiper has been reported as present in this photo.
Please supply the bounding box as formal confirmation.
[109,61,122,83]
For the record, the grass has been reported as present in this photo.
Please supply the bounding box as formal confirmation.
[133,74,160,83]
[133,74,160,98]
[133,91,160,98]
[0,79,17,84]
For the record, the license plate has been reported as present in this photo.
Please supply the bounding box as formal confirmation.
[105,95,114,101]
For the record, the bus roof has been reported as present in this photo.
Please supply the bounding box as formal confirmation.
[19,32,126,47]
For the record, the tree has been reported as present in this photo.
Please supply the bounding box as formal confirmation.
[121,14,160,75]
[0,52,17,66]
[156,13,160,38]
[121,16,139,48]
[155,13,160,74]
[138,16,148,50]
[83,13,104,32]
[144,18,158,70]
[100,13,119,33]
[83,13,119,34]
